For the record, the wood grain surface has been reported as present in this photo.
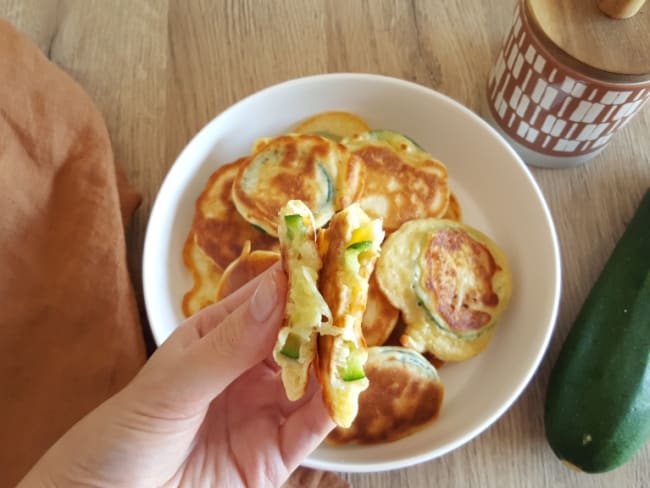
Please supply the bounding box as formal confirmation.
[528,0,650,75]
[2,1,649,487]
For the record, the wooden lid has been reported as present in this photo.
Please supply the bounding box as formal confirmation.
[527,0,650,76]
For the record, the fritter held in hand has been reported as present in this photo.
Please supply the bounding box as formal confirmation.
[317,203,385,428]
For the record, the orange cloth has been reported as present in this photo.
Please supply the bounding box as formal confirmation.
[0,19,146,486]
[0,20,348,488]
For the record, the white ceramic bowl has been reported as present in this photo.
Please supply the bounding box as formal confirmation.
[143,73,561,473]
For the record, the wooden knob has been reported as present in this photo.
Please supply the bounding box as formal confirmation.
[598,0,647,19]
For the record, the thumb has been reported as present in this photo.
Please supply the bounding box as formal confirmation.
[175,266,287,405]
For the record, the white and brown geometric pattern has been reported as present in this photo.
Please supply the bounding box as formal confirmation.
[487,2,650,157]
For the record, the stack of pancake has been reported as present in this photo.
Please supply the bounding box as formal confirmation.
[182,111,512,444]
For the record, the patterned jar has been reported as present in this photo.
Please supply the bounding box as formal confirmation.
[485,0,650,168]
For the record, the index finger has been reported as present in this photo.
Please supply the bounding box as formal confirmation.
[169,262,283,348]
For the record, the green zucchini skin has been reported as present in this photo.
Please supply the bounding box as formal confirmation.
[544,188,650,473]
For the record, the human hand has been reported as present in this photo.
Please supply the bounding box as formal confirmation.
[19,265,334,487]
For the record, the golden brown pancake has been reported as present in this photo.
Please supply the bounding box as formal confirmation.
[316,203,385,428]
[215,241,280,301]
[443,192,462,222]
[232,134,365,236]
[376,219,512,361]
[181,231,224,317]
[327,346,444,444]
[342,130,450,232]
[294,111,371,142]
[361,271,400,347]
[193,158,279,270]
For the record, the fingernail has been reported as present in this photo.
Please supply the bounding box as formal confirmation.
[250,269,278,322]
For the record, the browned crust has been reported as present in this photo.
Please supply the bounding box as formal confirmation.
[317,212,371,325]
[422,229,501,332]
[442,193,462,222]
[181,231,223,317]
[193,158,279,269]
[232,134,365,234]
[316,213,349,420]
[316,208,374,422]
[361,271,400,347]
[354,145,449,231]
[233,135,327,232]
[326,354,444,444]
[334,150,365,210]
[316,333,336,418]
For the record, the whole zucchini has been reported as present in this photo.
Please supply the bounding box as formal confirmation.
[544,187,650,473]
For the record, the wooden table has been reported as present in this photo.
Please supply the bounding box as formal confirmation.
[3,1,649,486]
